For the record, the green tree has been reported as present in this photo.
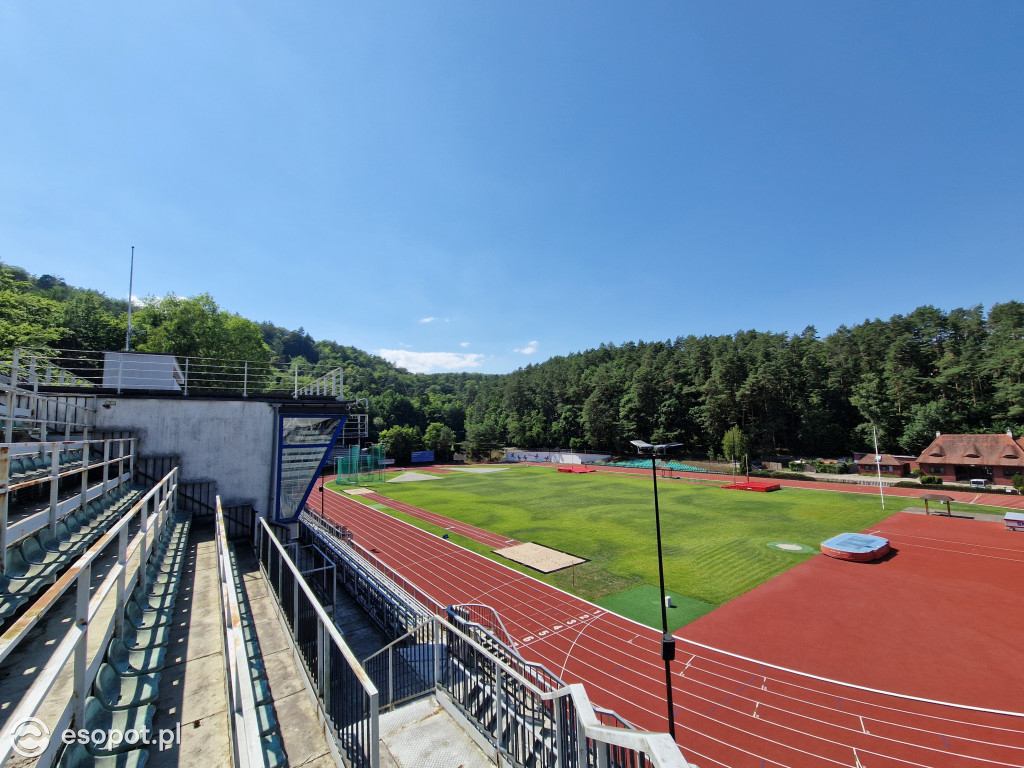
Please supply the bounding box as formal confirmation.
[721,425,748,474]
[0,267,64,353]
[424,422,457,462]
[377,425,423,465]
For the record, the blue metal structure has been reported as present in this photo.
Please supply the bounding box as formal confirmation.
[274,411,347,521]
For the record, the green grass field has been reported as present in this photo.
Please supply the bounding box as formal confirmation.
[341,466,1008,620]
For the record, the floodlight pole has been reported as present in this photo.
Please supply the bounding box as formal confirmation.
[646,449,677,742]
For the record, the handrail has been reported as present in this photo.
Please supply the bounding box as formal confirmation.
[215,497,269,768]
[296,367,344,399]
[256,517,380,767]
[11,347,346,400]
[1,437,137,571]
[0,467,179,765]
[450,603,519,653]
[298,512,684,766]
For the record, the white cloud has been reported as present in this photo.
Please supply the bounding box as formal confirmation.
[514,341,539,355]
[378,349,485,374]
[460,342,470,348]
[419,317,437,324]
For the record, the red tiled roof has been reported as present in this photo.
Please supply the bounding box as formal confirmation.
[856,453,910,467]
[916,433,1024,467]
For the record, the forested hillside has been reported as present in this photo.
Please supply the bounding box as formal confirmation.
[2,262,1021,459]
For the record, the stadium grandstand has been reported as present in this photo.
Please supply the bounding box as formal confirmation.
[0,348,690,768]
[3,347,1022,768]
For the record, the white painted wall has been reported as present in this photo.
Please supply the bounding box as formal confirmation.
[94,397,277,514]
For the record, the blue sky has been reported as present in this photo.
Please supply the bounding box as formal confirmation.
[2,2,1021,374]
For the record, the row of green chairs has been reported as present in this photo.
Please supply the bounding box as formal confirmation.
[7,449,88,485]
[57,510,192,768]
[1,486,144,621]
[227,549,288,767]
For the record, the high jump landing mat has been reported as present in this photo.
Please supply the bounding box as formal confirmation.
[821,532,891,562]
[722,480,781,492]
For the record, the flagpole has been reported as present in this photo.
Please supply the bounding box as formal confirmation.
[125,246,135,352]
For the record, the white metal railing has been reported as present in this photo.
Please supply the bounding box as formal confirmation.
[11,348,345,400]
[0,372,96,443]
[1,438,137,572]
[215,498,271,768]
[255,517,380,767]
[0,467,179,766]
[297,367,344,399]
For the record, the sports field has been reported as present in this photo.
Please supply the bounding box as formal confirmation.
[341,465,1011,618]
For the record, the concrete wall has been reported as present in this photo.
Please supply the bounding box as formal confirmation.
[94,397,277,514]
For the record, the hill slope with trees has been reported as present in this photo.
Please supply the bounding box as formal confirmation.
[2,261,1021,459]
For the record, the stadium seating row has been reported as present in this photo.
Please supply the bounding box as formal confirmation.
[0,485,145,620]
[57,508,192,767]
[6,449,87,485]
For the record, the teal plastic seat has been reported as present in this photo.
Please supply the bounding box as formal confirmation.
[21,536,67,569]
[121,621,170,650]
[38,526,78,555]
[0,591,28,619]
[58,742,150,768]
[131,583,175,612]
[93,663,161,710]
[125,599,171,630]
[8,457,27,479]
[82,697,154,756]
[56,520,91,547]
[107,637,165,676]
[6,547,60,582]
[0,568,52,598]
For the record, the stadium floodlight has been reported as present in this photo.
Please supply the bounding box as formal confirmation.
[633,439,683,741]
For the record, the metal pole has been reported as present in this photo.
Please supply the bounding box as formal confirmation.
[873,424,885,510]
[125,246,135,352]
[650,454,676,741]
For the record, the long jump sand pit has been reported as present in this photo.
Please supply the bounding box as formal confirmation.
[494,542,586,573]
[386,472,443,482]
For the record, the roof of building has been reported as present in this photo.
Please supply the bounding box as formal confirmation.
[856,453,911,467]
[917,433,1024,467]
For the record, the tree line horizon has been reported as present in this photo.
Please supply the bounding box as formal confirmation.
[2,261,1022,462]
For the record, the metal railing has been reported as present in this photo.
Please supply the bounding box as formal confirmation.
[11,347,346,400]
[1,438,137,571]
[0,361,96,441]
[216,498,274,768]
[0,467,179,765]
[451,603,519,654]
[255,518,379,768]
[298,368,344,399]
[300,509,694,768]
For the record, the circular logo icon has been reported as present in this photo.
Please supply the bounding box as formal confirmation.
[12,717,51,758]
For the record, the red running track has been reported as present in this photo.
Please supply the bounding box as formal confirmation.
[317,486,1024,768]
[361,490,518,550]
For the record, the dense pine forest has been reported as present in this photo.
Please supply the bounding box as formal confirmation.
[2,261,1022,460]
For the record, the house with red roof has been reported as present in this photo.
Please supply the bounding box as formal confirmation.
[916,431,1024,485]
[854,453,915,478]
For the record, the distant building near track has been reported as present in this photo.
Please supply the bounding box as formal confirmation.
[916,430,1024,485]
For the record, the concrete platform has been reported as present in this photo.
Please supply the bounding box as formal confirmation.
[379,696,494,768]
